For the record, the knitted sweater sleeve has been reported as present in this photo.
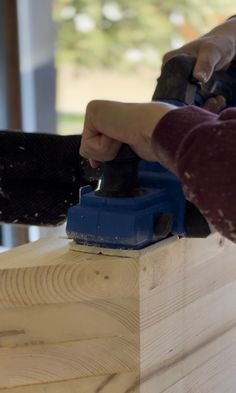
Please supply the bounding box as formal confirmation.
[152,106,236,241]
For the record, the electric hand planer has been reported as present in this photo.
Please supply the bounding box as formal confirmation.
[66,54,236,250]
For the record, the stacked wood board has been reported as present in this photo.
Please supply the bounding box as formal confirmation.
[0,233,235,392]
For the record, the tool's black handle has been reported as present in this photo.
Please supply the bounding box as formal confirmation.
[95,144,140,197]
[152,54,199,105]
[154,54,236,108]
[197,61,236,106]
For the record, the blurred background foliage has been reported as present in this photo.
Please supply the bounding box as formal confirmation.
[53,0,236,134]
[53,0,236,71]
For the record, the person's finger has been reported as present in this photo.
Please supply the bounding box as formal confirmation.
[193,43,221,82]
[203,95,226,113]
[80,132,122,163]
[162,49,180,67]
[89,159,101,168]
[162,42,200,68]
[213,54,234,72]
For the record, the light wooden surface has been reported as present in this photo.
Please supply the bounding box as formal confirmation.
[0,372,139,393]
[139,235,236,392]
[0,233,235,392]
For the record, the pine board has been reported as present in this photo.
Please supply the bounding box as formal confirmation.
[0,233,235,392]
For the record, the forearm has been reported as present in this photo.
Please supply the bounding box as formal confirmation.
[152,106,236,241]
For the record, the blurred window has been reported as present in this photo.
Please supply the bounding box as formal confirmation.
[53,0,236,135]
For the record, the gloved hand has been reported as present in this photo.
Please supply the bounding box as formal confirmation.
[0,131,100,226]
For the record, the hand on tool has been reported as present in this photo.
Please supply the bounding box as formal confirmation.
[80,100,176,167]
[163,17,236,83]
[79,96,225,168]
[79,97,236,242]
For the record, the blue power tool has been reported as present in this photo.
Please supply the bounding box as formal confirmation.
[66,54,236,250]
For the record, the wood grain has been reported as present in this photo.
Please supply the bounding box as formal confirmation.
[0,237,140,389]
[0,371,139,393]
[139,234,236,392]
[0,233,236,392]
[0,335,138,388]
[0,300,138,347]
[0,257,138,307]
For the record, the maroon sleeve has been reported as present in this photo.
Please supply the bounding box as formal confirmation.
[152,106,236,242]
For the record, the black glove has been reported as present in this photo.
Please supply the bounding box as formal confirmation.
[0,131,100,226]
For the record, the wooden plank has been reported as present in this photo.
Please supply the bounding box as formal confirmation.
[0,237,139,389]
[0,255,138,307]
[0,300,138,347]
[163,336,236,393]
[0,233,236,392]
[0,335,138,388]
[0,371,139,393]
[139,233,236,392]
[139,297,236,392]
[0,238,139,348]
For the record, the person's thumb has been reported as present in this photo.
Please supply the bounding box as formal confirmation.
[193,44,221,82]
